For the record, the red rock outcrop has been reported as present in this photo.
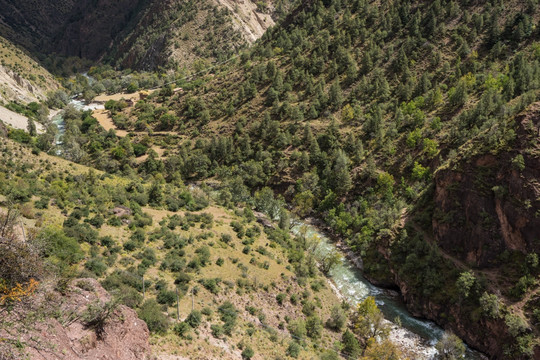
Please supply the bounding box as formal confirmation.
[433,104,540,268]
[0,278,152,360]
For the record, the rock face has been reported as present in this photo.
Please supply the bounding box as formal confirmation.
[393,272,513,359]
[433,104,540,268]
[213,0,275,42]
[0,278,151,360]
[0,36,59,103]
[391,104,540,359]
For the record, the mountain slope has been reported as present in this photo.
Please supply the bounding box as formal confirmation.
[0,0,294,71]
[52,0,540,358]
[0,36,59,103]
[1,135,400,359]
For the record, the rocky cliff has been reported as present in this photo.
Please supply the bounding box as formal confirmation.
[433,105,540,268]
[388,103,540,359]
[0,36,59,103]
[0,278,151,360]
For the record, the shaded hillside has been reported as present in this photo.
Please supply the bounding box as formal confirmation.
[388,102,540,359]
[0,0,294,71]
[0,0,149,60]
[433,105,540,268]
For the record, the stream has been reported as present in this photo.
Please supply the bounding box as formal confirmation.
[51,99,104,147]
[290,220,486,360]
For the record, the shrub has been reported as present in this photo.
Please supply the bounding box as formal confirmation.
[174,322,191,338]
[290,294,298,305]
[435,331,465,360]
[505,312,529,338]
[0,235,41,303]
[306,315,323,339]
[108,216,122,227]
[65,223,99,244]
[512,154,525,172]
[302,300,316,316]
[85,258,107,276]
[211,324,224,337]
[200,278,221,295]
[221,233,232,244]
[35,197,50,209]
[218,301,238,335]
[288,319,307,340]
[123,241,137,251]
[38,226,83,268]
[87,215,105,229]
[276,293,286,305]
[287,342,301,358]
[116,286,142,308]
[241,346,254,359]
[157,289,176,306]
[326,305,347,331]
[201,307,213,316]
[82,300,118,339]
[138,299,170,334]
[175,272,192,286]
[186,310,202,328]
[479,292,503,319]
[342,329,361,358]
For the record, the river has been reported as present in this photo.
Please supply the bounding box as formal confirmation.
[50,103,485,358]
[50,98,104,147]
[290,220,486,360]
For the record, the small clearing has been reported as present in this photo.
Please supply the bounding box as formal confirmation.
[94,90,157,103]
[93,109,129,137]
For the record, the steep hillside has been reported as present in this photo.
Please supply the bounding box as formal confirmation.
[0,134,418,359]
[0,0,147,60]
[0,0,294,71]
[0,36,59,103]
[53,0,540,358]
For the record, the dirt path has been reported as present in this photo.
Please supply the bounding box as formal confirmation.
[93,109,129,137]
[407,215,509,300]
[94,93,139,102]
[94,89,158,103]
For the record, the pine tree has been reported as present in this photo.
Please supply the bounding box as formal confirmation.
[27,119,37,136]
[328,80,343,110]
[342,329,361,358]
[332,150,352,196]
[394,47,409,74]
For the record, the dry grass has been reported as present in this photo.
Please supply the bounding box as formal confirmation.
[0,138,345,359]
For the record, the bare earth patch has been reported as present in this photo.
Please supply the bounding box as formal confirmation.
[93,109,129,137]
[0,105,44,133]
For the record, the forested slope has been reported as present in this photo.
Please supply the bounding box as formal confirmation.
[50,0,540,358]
[1,136,387,359]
